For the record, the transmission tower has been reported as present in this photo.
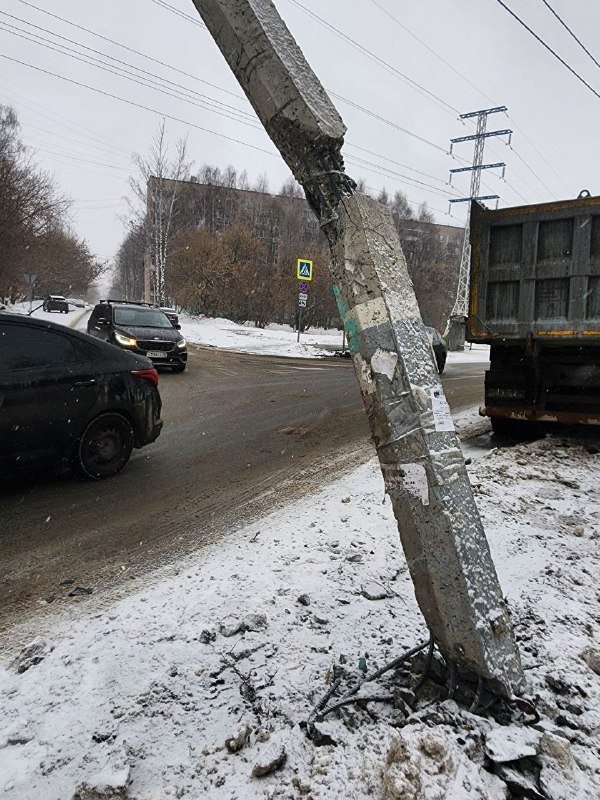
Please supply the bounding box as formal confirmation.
[446,106,512,350]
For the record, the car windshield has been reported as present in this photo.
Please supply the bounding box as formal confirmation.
[113,308,173,328]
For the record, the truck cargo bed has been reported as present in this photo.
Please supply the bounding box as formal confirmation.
[467,195,600,343]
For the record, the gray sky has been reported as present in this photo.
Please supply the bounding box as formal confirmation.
[2,0,599,266]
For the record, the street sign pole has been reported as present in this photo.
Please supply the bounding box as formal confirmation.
[296,260,312,343]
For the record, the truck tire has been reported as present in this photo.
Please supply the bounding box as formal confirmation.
[490,416,543,439]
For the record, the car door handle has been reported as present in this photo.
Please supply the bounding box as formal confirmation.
[72,379,96,388]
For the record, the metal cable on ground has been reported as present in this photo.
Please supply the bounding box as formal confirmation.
[315,639,430,721]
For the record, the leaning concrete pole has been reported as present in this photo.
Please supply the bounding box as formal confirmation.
[192,0,523,697]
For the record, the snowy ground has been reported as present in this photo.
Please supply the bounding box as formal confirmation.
[6,303,490,366]
[4,301,90,330]
[1,434,598,799]
[179,315,344,358]
[181,313,491,364]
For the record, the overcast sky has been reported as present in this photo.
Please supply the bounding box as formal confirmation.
[1,0,599,267]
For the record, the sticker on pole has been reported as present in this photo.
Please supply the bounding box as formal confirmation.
[297,259,313,281]
[430,387,455,432]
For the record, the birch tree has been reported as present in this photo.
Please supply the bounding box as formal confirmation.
[129,121,190,305]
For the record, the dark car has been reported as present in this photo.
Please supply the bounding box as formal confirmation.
[0,314,162,479]
[87,300,187,372]
[159,307,179,327]
[43,295,69,313]
[425,326,447,374]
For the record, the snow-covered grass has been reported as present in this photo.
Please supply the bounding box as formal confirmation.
[4,301,90,330]
[180,314,348,358]
[1,435,598,799]
[180,314,491,364]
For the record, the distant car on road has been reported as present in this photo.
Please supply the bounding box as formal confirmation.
[87,300,187,372]
[425,326,447,374]
[159,307,180,327]
[43,295,69,313]
[0,314,162,479]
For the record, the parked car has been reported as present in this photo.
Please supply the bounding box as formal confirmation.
[43,295,69,313]
[87,300,187,372]
[0,314,162,479]
[159,307,180,327]
[425,326,447,374]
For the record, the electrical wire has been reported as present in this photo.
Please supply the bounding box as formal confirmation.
[286,0,459,115]
[494,0,600,101]
[540,0,600,71]
[0,53,280,158]
[0,16,263,130]
[369,0,496,105]
[147,0,206,29]
[13,1,249,104]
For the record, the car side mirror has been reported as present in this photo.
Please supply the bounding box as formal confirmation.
[174,323,181,330]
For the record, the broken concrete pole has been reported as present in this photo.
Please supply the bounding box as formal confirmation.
[330,195,523,693]
[192,0,524,696]
[190,0,354,219]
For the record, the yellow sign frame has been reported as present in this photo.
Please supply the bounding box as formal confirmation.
[296,258,313,281]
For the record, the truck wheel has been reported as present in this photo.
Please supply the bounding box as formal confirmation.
[76,413,134,480]
[490,416,542,439]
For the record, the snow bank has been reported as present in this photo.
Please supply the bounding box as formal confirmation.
[1,437,598,798]
[4,301,90,330]
[180,314,346,358]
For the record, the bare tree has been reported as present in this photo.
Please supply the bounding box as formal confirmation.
[129,120,191,305]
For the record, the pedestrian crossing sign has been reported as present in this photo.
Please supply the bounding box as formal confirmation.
[297,258,313,281]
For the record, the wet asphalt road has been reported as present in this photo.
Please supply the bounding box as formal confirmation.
[0,347,486,647]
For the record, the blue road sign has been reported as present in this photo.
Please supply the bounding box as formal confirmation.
[296,258,313,281]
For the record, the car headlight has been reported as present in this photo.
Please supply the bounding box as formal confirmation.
[115,332,137,347]
[176,338,187,348]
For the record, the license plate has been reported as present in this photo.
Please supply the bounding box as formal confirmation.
[146,350,167,358]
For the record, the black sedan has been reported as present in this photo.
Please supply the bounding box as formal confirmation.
[0,314,162,479]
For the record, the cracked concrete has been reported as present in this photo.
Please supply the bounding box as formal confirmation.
[191,0,524,696]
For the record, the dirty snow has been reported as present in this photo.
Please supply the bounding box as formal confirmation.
[4,301,90,330]
[1,435,598,799]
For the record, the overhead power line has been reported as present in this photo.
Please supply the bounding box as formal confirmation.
[0,14,261,129]
[0,53,279,158]
[541,0,600,71]
[494,0,600,101]
[1,10,461,193]
[286,0,459,115]
[14,0,245,101]
[368,0,496,104]
[7,3,456,167]
[147,0,206,29]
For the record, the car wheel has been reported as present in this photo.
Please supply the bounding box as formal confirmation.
[172,363,186,373]
[77,413,134,480]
